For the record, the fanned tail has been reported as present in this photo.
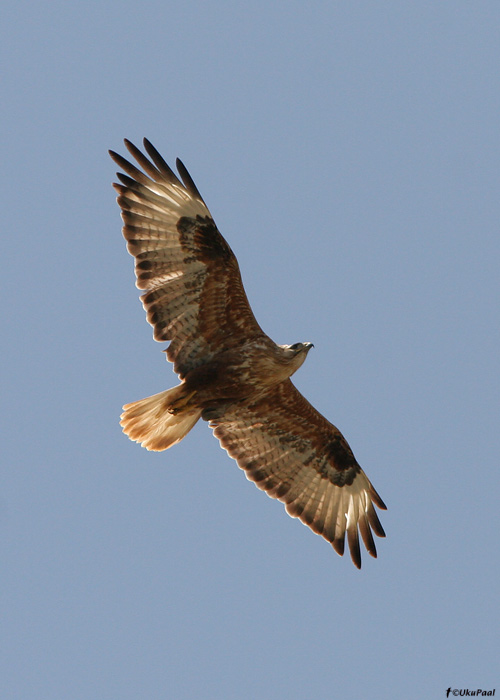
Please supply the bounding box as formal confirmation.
[120,386,201,451]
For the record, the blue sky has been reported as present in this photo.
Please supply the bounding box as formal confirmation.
[2,2,499,698]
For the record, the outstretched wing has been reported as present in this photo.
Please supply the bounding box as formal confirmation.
[110,139,266,378]
[209,380,386,568]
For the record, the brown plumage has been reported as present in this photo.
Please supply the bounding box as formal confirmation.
[110,138,386,568]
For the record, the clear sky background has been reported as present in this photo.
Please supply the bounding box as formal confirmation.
[2,2,499,699]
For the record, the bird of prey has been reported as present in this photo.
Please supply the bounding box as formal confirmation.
[109,139,386,568]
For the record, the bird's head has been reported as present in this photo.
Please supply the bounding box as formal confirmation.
[279,341,314,372]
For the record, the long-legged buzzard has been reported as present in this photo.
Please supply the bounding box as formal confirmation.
[110,139,386,568]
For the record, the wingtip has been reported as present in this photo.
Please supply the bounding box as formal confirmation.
[370,485,387,511]
[175,158,205,202]
[108,148,121,165]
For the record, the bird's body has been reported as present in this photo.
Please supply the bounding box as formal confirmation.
[110,139,386,568]
[184,340,312,404]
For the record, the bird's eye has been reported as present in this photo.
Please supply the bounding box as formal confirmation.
[290,343,302,351]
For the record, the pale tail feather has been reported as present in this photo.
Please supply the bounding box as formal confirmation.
[120,386,201,451]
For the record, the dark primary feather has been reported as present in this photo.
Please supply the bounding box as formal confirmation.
[143,138,185,187]
[175,157,206,202]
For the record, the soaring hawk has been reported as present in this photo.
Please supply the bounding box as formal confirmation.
[110,139,386,568]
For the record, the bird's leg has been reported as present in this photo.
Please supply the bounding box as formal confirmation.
[168,389,197,414]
